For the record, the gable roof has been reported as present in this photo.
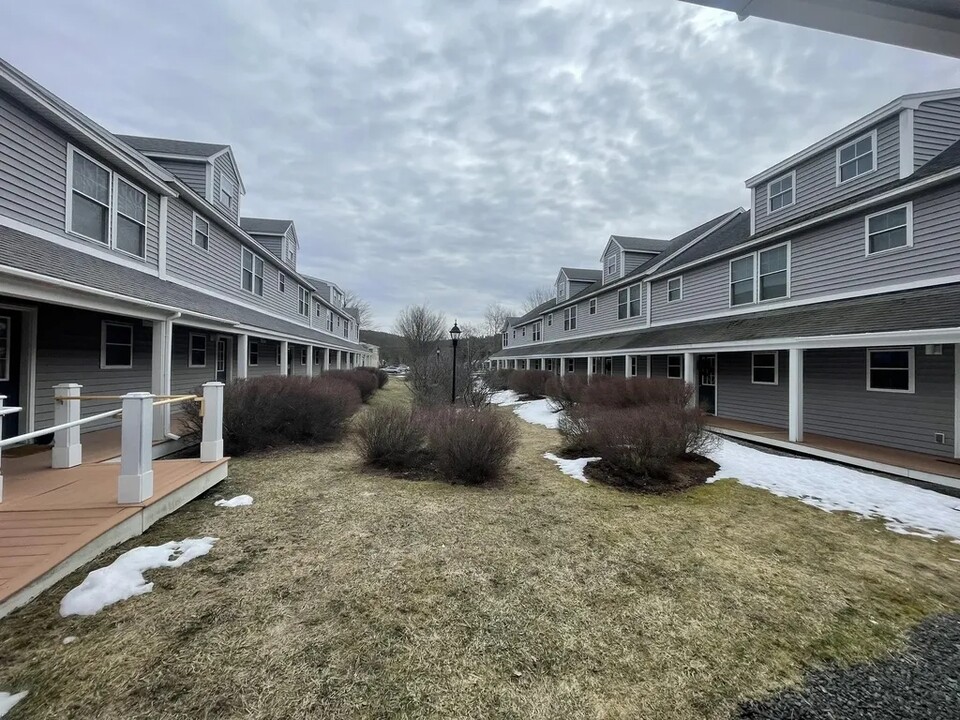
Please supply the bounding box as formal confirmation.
[560,267,603,282]
[239,217,294,236]
[655,211,753,274]
[515,298,557,325]
[610,235,669,253]
[115,134,229,158]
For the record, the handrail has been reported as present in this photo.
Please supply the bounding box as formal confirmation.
[0,406,22,417]
[152,395,198,408]
[0,409,122,449]
[58,394,199,402]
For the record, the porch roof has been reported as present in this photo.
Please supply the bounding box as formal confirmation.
[491,283,960,358]
[0,225,368,353]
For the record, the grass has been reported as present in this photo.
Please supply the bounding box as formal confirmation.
[1,380,959,719]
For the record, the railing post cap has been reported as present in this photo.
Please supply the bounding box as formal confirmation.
[124,391,155,398]
[53,382,83,389]
[202,381,225,387]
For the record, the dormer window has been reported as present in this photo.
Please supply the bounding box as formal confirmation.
[767,171,795,213]
[556,280,566,301]
[837,132,875,184]
[219,173,235,209]
[605,255,617,279]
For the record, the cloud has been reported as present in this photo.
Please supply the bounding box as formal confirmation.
[2,0,958,328]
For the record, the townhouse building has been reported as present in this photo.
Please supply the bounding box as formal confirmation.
[0,57,374,444]
[491,89,960,488]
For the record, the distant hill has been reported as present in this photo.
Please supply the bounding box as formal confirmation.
[360,329,407,364]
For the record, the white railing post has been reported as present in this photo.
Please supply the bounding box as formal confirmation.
[200,381,225,462]
[52,383,82,468]
[118,392,155,504]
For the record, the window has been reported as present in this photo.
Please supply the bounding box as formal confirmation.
[502,332,508,348]
[249,342,259,366]
[0,316,10,381]
[730,243,789,306]
[751,352,778,385]
[605,254,617,279]
[589,298,597,315]
[865,204,911,256]
[566,358,575,373]
[187,334,207,368]
[101,322,133,369]
[343,320,350,338]
[300,347,308,365]
[556,280,566,301]
[193,214,209,250]
[315,301,322,318]
[114,178,146,257]
[241,247,264,296]
[298,286,309,316]
[314,348,322,365]
[532,321,542,342]
[219,172,235,209]
[630,355,638,377]
[730,255,754,307]
[618,284,642,319]
[564,306,577,331]
[667,355,682,379]
[667,277,682,303]
[837,131,875,184]
[286,240,295,264]
[68,149,111,243]
[767,172,795,213]
[326,311,334,332]
[522,326,526,337]
[276,345,282,365]
[547,313,553,327]
[513,329,516,339]
[758,245,788,301]
[278,272,286,293]
[867,348,914,393]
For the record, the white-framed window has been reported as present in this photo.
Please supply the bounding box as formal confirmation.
[751,351,778,385]
[605,254,617,280]
[630,355,638,377]
[188,333,207,368]
[286,239,295,264]
[617,283,642,320]
[315,301,322,318]
[326,312,334,332]
[522,326,526,337]
[0,315,10,382]
[298,286,309,316]
[836,131,876,185]
[241,247,264,296]
[730,243,789,306]
[334,290,343,307]
[589,298,597,315]
[513,329,516,339]
[101,321,133,369]
[219,172,235,209]
[556,280,566,301]
[563,306,577,331]
[532,321,542,342]
[867,348,914,393]
[767,171,795,213]
[192,213,209,250]
[502,332,508,348]
[249,342,259,366]
[667,355,682,379]
[114,178,147,258]
[865,203,912,256]
[566,358,575,372]
[314,348,322,365]
[343,320,350,338]
[337,316,341,328]
[300,347,308,365]
[278,272,286,293]
[667,277,682,303]
[547,313,553,327]
[276,345,282,365]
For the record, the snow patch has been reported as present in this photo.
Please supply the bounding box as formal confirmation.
[0,692,27,717]
[214,495,253,507]
[62,636,78,645]
[512,399,562,429]
[59,537,218,617]
[708,438,960,540]
[544,453,600,483]
[490,390,522,406]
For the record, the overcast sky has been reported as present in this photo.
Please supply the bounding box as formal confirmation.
[2,1,958,330]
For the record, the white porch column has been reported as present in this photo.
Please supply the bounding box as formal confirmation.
[52,383,82,468]
[280,340,289,376]
[624,355,631,377]
[337,351,343,369]
[118,391,154,504]
[306,345,314,378]
[151,318,173,441]
[646,355,652,378]
[559,358,566,377]
[236,334,249,380]
[586,357,594,383]
[788,347,804,443]
[683,352,696,407]
[200,381,225,462]
[323,348,330,372]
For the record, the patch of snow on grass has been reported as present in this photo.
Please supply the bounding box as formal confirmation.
[0,692,27,717]
[490,390,522,406]
[708,438,960,540]
[544,453,600,483]
[62,636,78,645]
[214,495,253,507]
[513,399,561,429]
[59,537,218,617]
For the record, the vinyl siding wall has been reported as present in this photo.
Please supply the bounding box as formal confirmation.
[246,339,282,377]
[753,115,900,235]
[154,158,207,196]
[716,351,789,428]
[651,264,727,323]
[0,93,161,268]
[170,327,217,394]
[623,251,657,274]
[804,346,954,457]
[249,232,284,263]
[914,99,960,168]
[212,153,240,224]
[540,284,647,343]
[602,248,621,283]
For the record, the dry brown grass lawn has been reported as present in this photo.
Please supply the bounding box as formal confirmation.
[2,380,959,719]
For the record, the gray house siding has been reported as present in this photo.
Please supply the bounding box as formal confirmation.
[623,251,657,274]
[651,264,727,323]
[753,115,900,235]
[170,327,217,394]
[804,346,954,457]
[602,247,621,283]
[246,339,282,377]
[914,98,960,168]
[154,158,207,197]
[716,351,789,428]
[250,232,284,263]
[0,93,160,267]
[211,152,240,224]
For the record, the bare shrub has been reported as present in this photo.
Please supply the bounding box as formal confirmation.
[420,406,519,484]
[481,368,513,392]
[579,376,693,409]
[545,374,587,411]
[323,369,379,402]
[507,370,553,398]
[354,404,427,470]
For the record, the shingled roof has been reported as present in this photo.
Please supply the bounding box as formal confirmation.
[239,217,294,236]
[116,134,229,158]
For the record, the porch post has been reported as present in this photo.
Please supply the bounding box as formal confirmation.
[586,357,594,383]
[280,340,289,376]
[150,318,173,441]
[624,354,631,377]
[52,383,82,468]
[788,347,804,443]
[323,347,330,372]
[236,334,249,379]
[306,345,314,378]
[646,355,652,378]
[683,352,696,407]
[200,381,225,462]
[337,351,342,369]
[559,358,566,377]
[118,391,154,504]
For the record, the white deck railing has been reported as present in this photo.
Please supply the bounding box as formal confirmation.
[0,382,224,505]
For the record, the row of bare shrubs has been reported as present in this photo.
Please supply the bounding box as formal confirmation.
[507,369,553,399]
[355,404,519,484]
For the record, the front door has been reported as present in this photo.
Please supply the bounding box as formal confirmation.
[216,338,228,383]
[697,354,716,415]
[0,313,21,437]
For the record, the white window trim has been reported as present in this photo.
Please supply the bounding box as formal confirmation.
[188,333,207,368]
[864,202,913,257]
[240,247,264,296]
[836,129,878,186]
[191,212,210,251]
[100,321,133,370]
[766,170,796,214]
[751,351,779,385]
[728,242,791,307]
[278,272,286,293]
[218,170,235,209]
[666,354,682,379]
[276,345,282,366]
[112,177,148,260]
[589,298,597,315]
[65,144,112,246]
[547,313,553,326]
[249,341,259,366]
[866,347,915,394]
[300,347,308,365]
[667,276,683,303]
[298,286,309,317]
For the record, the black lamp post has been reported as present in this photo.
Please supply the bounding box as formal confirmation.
[449,321,461,404]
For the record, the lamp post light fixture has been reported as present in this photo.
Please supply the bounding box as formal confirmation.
[449,321,462,404]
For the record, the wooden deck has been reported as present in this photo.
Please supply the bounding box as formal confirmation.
[0,454,228,618]
[708,416,960,489]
